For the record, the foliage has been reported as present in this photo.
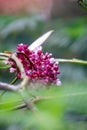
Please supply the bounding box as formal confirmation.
[0,82,87,130]
[78,0,87,10]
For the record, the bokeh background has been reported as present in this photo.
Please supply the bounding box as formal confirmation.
[0,0,87,130]
[0,0,87,83]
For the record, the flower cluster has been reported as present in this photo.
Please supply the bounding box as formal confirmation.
[8,43,61,86]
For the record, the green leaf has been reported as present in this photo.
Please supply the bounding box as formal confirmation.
[78,0,87,10]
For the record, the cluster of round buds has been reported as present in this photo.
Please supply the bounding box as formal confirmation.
[7,43,61,86]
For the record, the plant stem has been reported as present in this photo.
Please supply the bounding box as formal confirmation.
[56,58,87,65]
[0,82,18,91]
[19,89,38,112]
[13,90,87,110]
[0,53,10,58]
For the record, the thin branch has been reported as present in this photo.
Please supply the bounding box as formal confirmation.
[10,77,18,84]
[56,58,87,65]
[10,53,37,111]
[10,53,29,89]
[0,53,10,58]
[0,82,18,91]
[13,90,87,110]
[12,96,43,110]
[19,89,38,111]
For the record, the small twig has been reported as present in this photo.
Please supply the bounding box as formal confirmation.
[19,89,38,111]
[10,77,18,84]
[13,96,51,110]
[56,58,87,65]
[10,53,25,77]
[0,53,10,58]
[10,53,29,89]
[13,90,87,110]
[0,81,18,91]
[10,53,37,111]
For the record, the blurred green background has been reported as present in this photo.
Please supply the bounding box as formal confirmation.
[0,0,87,130]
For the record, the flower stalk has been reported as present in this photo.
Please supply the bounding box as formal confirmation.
[56,58,87,65]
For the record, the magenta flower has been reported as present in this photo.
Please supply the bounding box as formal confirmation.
[7,31,61,86]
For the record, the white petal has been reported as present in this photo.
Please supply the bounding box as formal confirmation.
[28,30,54,51]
